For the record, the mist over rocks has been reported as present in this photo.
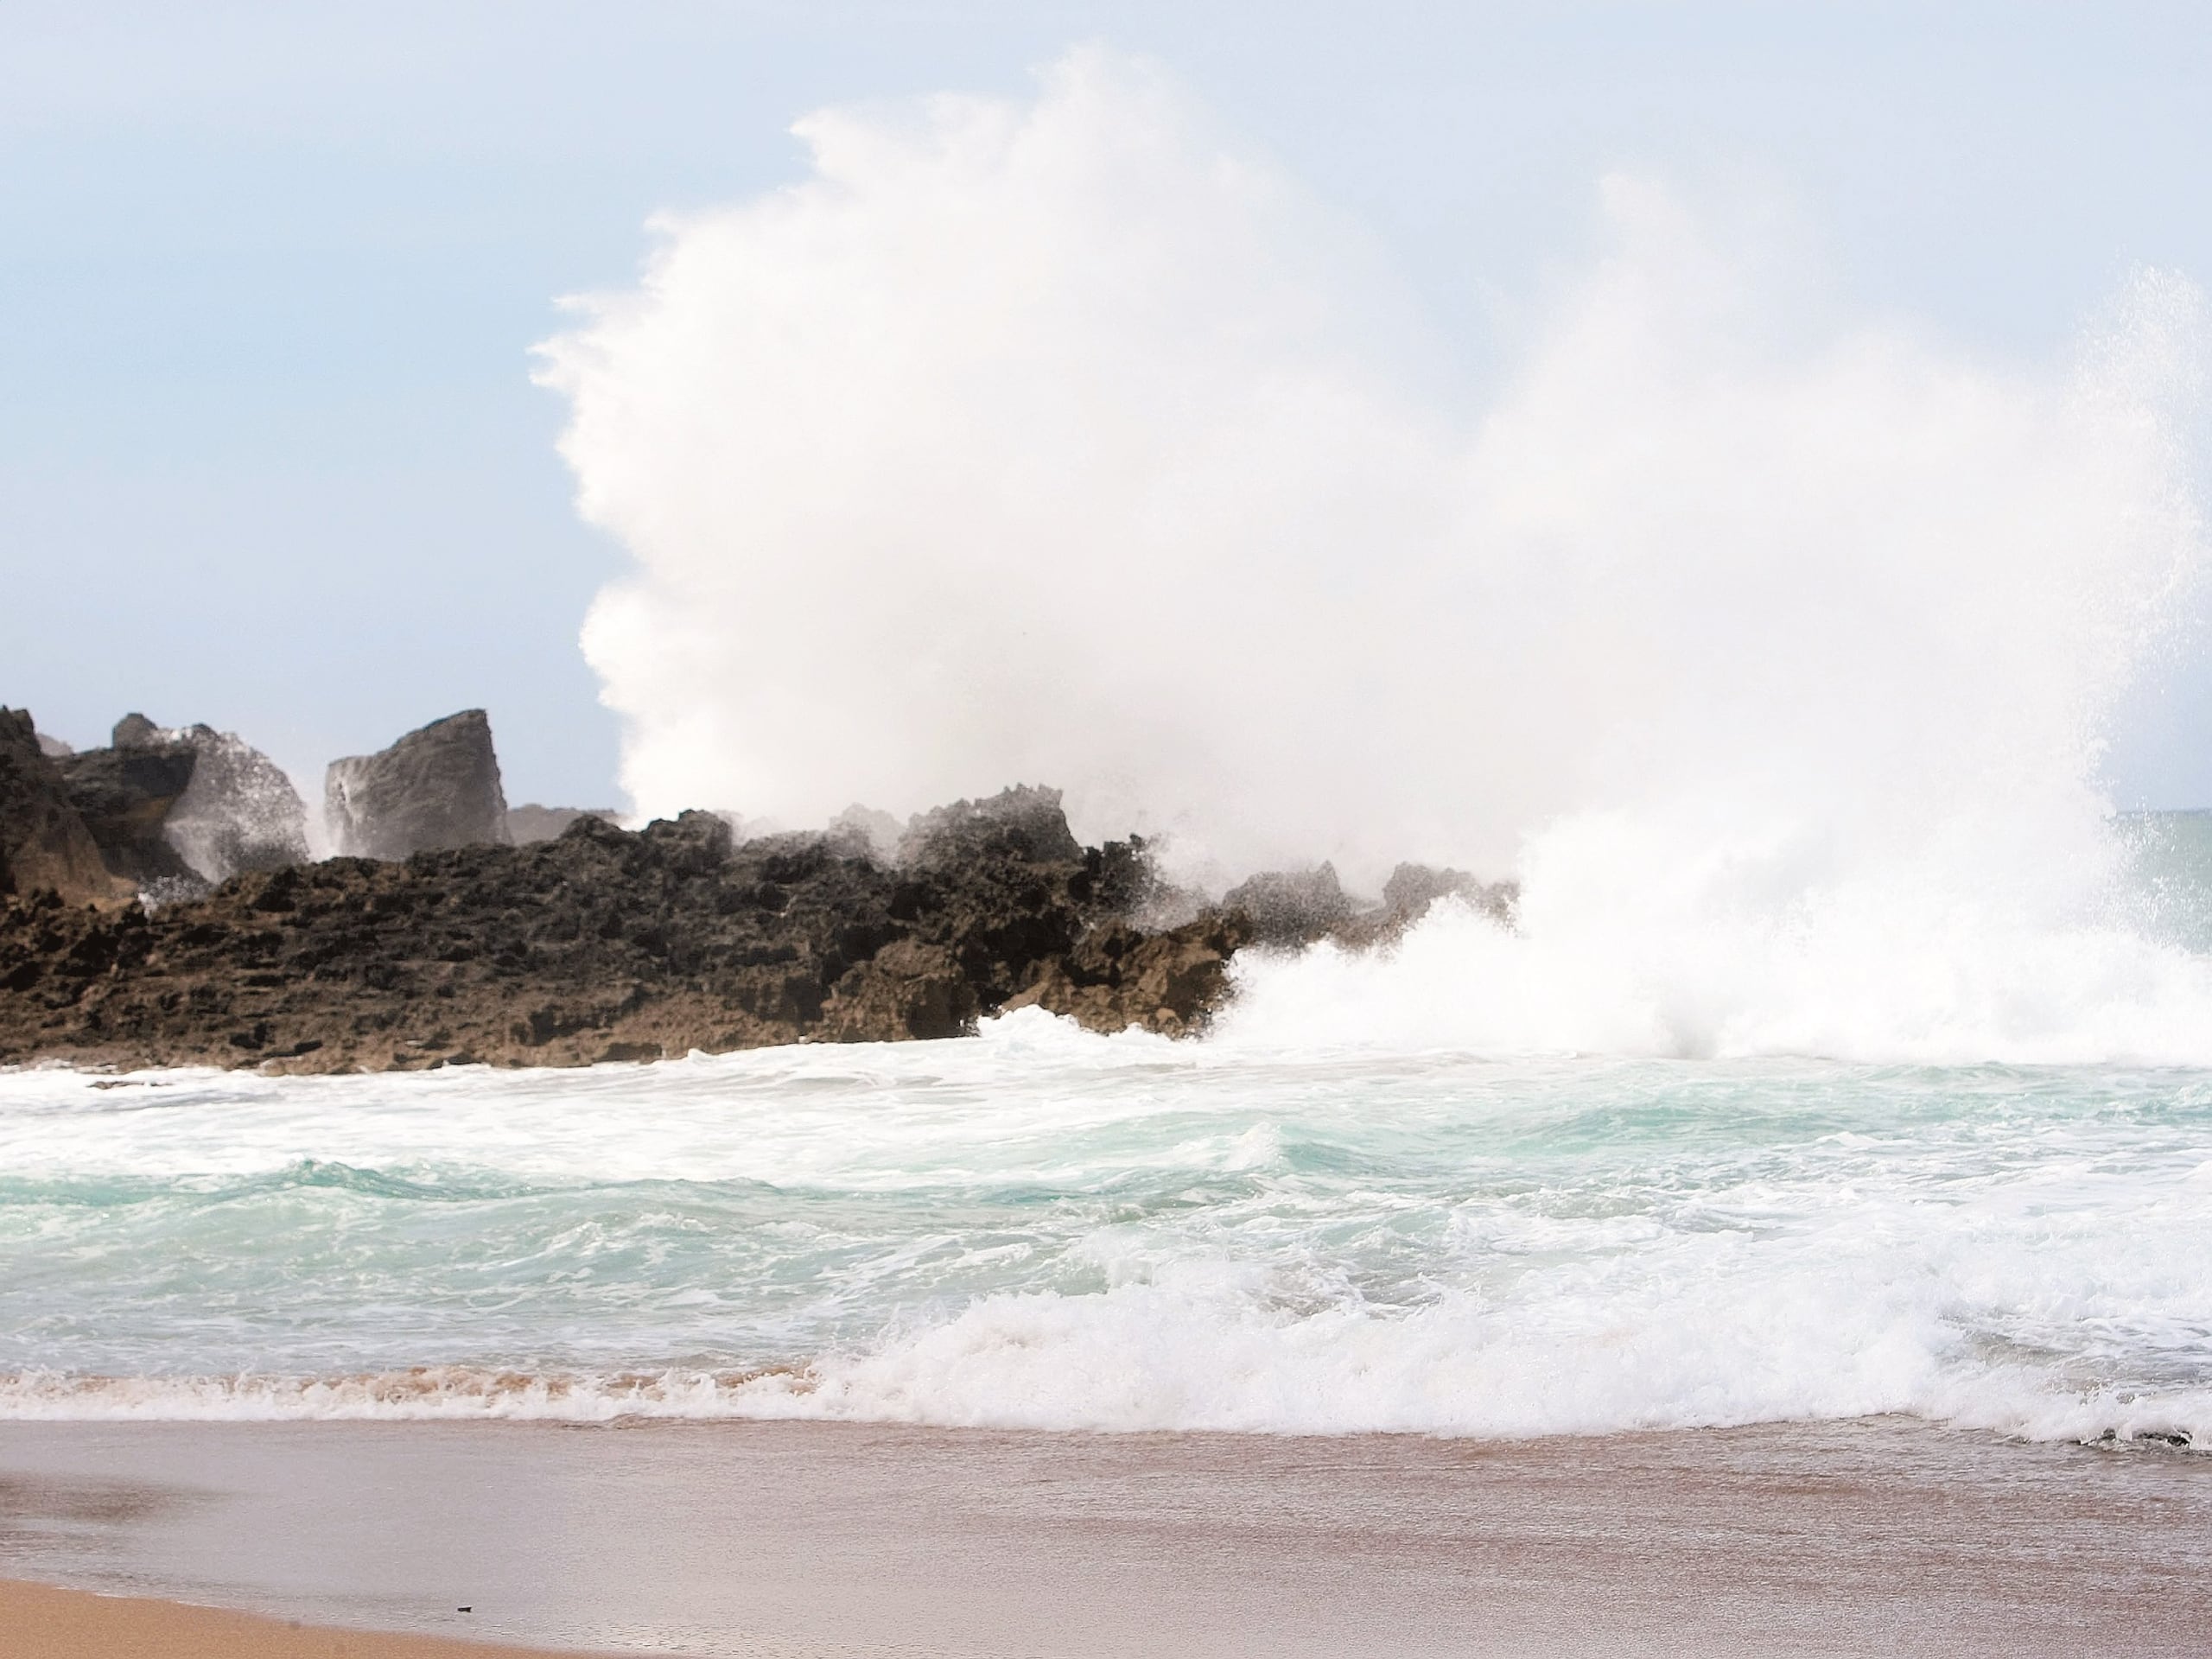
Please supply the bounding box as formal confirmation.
[160,726,311,883]
[1222,864,1355,947]
[1196,858,1516,956]
[830,804,902,861]
[326,709,511,861]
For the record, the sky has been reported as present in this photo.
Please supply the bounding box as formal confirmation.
[5,1,2212,810]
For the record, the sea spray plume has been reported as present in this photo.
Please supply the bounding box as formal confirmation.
[538,52,2203,874]
[1214,240,2212,1063]
[542,48,2212,1061]
[535,48,1465,878]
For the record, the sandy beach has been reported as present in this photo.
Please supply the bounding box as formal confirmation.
[2,1416,2207,1657]
[0,1578,596,1659]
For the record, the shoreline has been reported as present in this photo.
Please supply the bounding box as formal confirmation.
[0,1579,606,1659]
[3,1415,2209,1657]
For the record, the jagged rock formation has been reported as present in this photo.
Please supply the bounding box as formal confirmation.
[0,710,127,908]
[0,785,1246,1072]
[53,717,203,889]
[46,715,308,895]
[161,727,309,883]
[506,804,620,845]
[327,710,510,861]
[2,687,1524,1071]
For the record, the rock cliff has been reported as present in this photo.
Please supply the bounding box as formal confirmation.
[38,715,311,896]
[326,709,510,860]
[52,717,203,890]
[0,710,128,909]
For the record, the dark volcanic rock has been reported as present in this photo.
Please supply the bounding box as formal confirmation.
[111,713,161,748]
[0,709,126,908]
[818,938,978,1041]
[507,804,621,845]
[327,709,511,860]
[48,715,309,894]
[897,784,1084,868]
[53,720,201,888]
[1003,911,1251,1036]
[0,785,1249,1072]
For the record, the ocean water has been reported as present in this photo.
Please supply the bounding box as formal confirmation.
[8,825,2212,1446]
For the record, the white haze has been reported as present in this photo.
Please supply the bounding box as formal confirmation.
[540,48,2212,1063]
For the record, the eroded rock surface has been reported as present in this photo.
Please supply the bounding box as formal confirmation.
[46,715,309,896]
[0,786,1248,1071]
[53,718,202,889]
[326,709,510,860]
[0,710,126,908]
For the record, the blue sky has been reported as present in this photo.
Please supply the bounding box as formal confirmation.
[5,2,2211,807]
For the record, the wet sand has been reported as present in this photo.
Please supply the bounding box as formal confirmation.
[0,1416,2206,1657]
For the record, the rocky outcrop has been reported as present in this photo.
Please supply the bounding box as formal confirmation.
[0,710,127,909]
[45,715,308,896]
[1002,912,1251,1036]
[817,938,977,1042]
[897,784,1084,868]
[326,710,510,861]
[3,685,1529,1071]
[53,717,202,889]
[506,804,620,845]
[0,786,1250,1072]
[162,726,310,883]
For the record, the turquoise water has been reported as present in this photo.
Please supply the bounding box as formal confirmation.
[3,1009,2209,1441]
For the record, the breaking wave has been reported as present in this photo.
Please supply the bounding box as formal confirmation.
[5,1029,2212,1442]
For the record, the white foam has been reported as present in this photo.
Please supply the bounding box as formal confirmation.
[4,1033,2209,1444]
